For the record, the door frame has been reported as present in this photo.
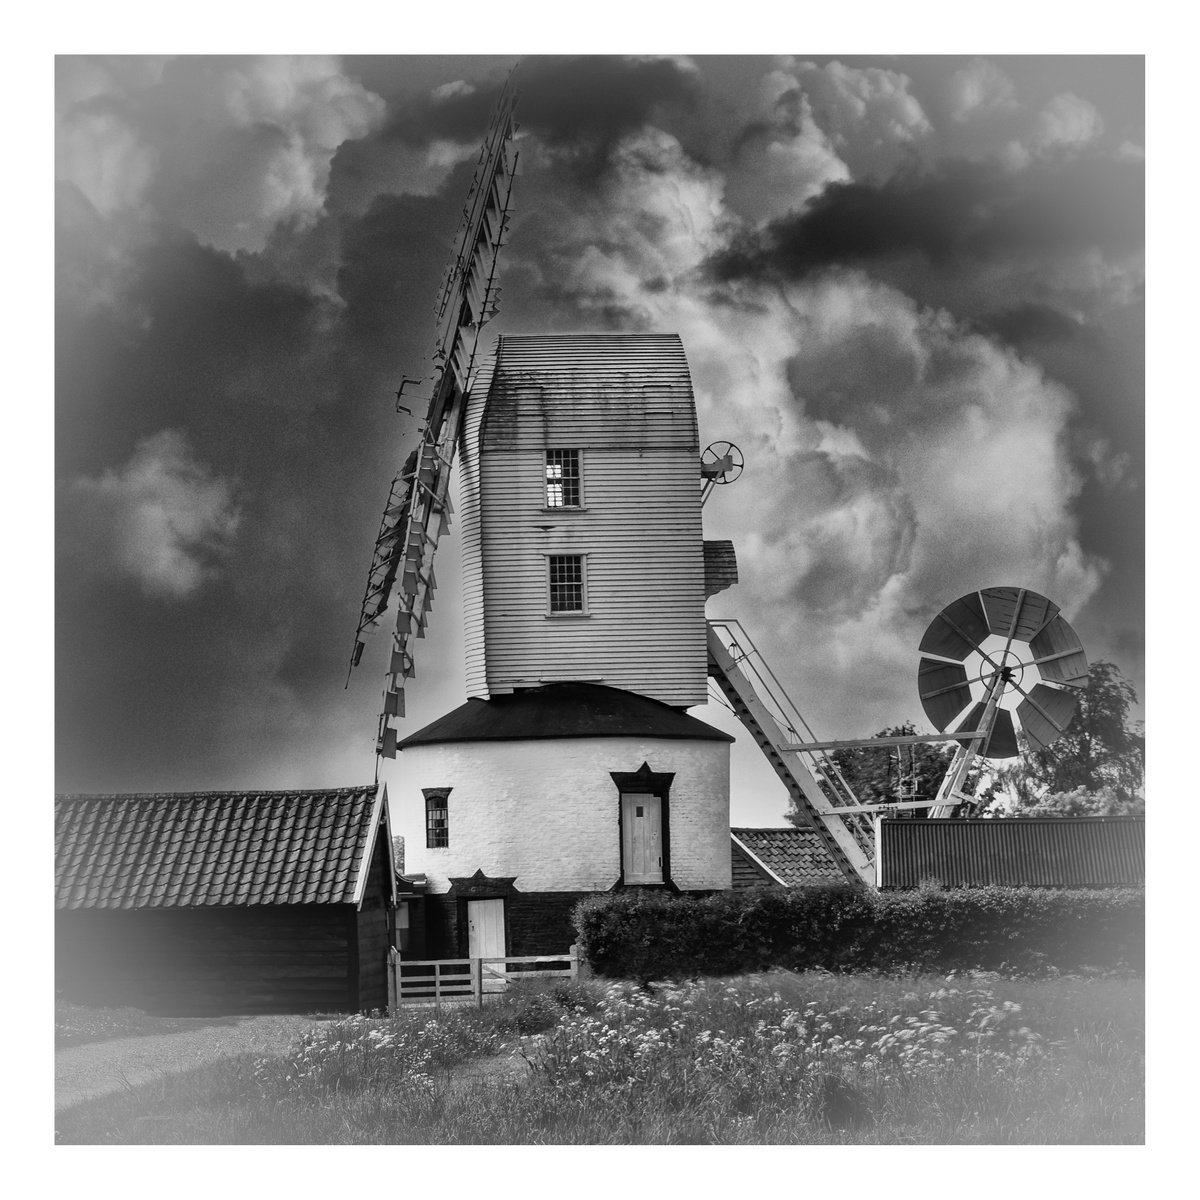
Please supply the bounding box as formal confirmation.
[611,763,675,889]
[465,896,508,992]
[466,897,507,957]
[620,792,664,884]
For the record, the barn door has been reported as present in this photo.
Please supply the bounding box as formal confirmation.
[621,793,663,884]
[467,898,507,991]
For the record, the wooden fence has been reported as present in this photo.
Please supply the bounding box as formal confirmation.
[387,946,580,1009]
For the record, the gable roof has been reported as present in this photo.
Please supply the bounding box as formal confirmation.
[55,785,388,910]
[401,682,733,748]
[731,827,847,888]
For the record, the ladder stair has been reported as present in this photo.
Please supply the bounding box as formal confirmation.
[707,621,876,887]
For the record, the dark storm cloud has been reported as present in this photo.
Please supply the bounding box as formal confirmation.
[515,57,699,147]
[55,196,449,791]
[710,155,1144,282]
[980,302,1092,347]
[382,56,696,145]
[53,54,1147,804]
[367,55,699,185]
[336,190,457,355]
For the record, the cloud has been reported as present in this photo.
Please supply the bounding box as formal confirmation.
[390,56,697,149]
[64,430,240,598]
[1084,437,1136,492]
[708,155,1144,322]
[776,60,934,179]
[947,59,1019,124]
[723,59,932,225]
[1005,92,1105,168]
[503,114,1105,733]
[56,56,386,253]
[726,92,849,224]
[52,55,1143,794]
[1031,93,1105,153]
[55,104,157,216]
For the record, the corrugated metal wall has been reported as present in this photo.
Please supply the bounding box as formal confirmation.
[460,333,708,706]
[876,817,1145,888]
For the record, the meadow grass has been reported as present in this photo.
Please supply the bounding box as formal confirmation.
[55,971,1142,1145]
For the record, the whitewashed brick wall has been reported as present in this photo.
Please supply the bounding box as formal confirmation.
[393,736,731,894]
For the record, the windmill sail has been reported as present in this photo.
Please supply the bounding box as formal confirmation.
[350,78,518,759]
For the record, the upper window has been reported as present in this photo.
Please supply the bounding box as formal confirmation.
[545,449,581,508]
[548,554,586,613]
[423,788,450,848]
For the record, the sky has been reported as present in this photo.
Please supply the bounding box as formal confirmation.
[54,52,1145,827]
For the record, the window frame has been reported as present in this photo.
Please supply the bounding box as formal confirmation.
[423,787,451,849]
[544,552,589,616]
[543,448,584,511]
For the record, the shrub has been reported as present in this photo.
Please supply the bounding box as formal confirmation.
[573,886,1143,979]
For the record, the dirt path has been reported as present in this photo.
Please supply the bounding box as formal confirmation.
[55,1015,322,1113]
[56,1019,548,1115]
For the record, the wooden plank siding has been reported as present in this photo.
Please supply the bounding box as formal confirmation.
[460,333,708,707]
[55,786,397,1015]
[56,905,356,1015]
[460,353,494,699]
[731,840,776,889]
[354,826,395,1010]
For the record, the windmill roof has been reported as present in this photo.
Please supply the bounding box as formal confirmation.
[55,785,386,910]
[481,332,699,450]
[401,682,733,748]
[731,827,847,888]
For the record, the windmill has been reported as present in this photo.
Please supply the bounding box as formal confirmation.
[706,582,1090,885]
[917,586,1090,816]
[348,78,519,761]
[349,77,1097,951]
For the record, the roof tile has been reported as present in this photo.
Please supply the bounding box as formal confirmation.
[731,827,847,888]
[55,786,380,909]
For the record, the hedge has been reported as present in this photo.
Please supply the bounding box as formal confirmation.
[572,885,1144,979]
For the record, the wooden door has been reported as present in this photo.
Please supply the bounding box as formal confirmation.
[467,898,507,991]
[621,793,663,884]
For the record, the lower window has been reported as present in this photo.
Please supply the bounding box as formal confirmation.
[424,788,450,848]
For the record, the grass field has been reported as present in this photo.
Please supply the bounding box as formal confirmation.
[55,969,1143,1145]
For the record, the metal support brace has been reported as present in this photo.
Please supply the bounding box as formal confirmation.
[928,671,1005,817]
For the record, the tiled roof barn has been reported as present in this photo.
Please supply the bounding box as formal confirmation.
[55,786,396,1014]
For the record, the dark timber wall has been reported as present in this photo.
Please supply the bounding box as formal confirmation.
[56,836,395,1016]
[56,906,357,1014]
[354,833,394,1010]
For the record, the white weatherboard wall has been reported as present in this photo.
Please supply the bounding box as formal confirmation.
[459,333,708,708]
[397,737,732,894]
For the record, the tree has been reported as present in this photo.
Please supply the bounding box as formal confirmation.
[987,660,1144,814]
[999,784,1144,818]
[787,722,988,826]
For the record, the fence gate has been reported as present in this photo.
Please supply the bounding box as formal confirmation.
[387,947,580,1009]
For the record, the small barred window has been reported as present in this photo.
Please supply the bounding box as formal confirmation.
[545,449,581,508]
[548,555,585,613]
